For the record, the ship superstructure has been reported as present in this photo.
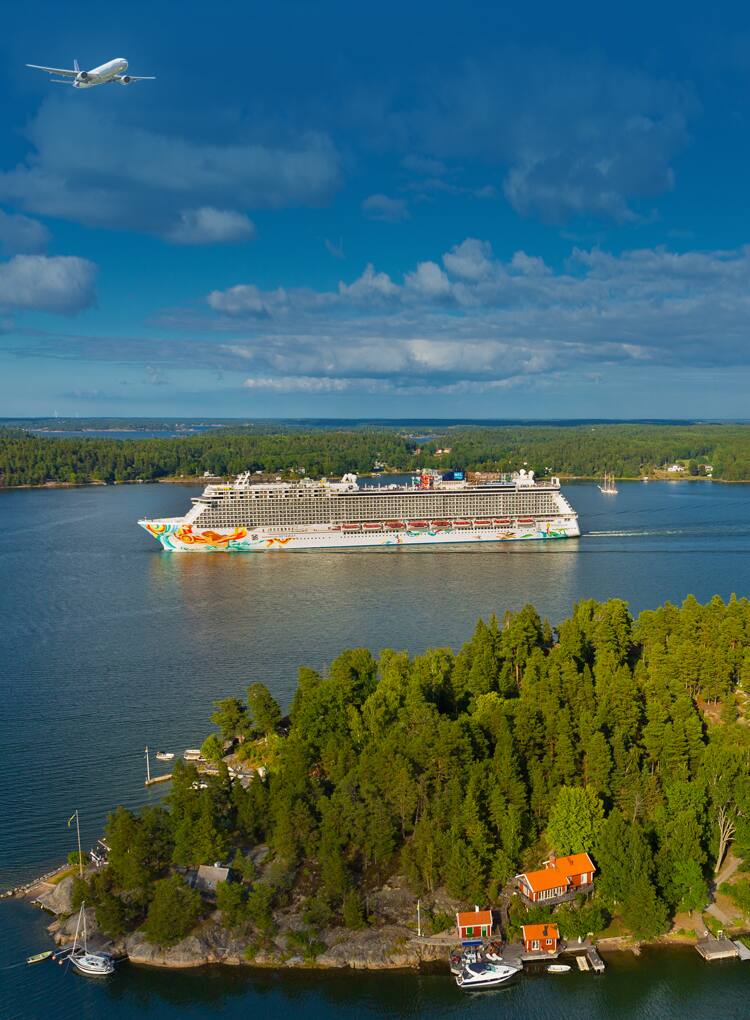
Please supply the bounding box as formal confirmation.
[139,468,580,551]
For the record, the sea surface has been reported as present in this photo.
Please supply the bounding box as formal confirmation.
[2,479,750,1018]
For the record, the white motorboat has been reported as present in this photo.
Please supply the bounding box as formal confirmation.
[456,961,520,989]
[547,963,571,973]
[155,751,174,761]
[68,904,115,977]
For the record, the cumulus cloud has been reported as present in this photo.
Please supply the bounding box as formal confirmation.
[362,193,409,222]
[0,97,341,237]
[404,260,451,298]
[0,209,50,255]
[0,255,96,313]
[338,263,399,301]
[207,283,287,317]
[443,238,494,280]
[166,207,256,245]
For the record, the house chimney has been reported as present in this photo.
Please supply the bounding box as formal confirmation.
[547,851,557,870]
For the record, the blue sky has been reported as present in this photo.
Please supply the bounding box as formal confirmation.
[2,0,750,418]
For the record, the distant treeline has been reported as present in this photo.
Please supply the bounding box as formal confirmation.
[3,423,750,486]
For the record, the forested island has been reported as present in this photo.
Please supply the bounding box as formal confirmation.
[45,596,750,968]
[4,421,750,486]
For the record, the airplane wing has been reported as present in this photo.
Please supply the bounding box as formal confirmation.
[26,64,79,77]
[113,74,156,82]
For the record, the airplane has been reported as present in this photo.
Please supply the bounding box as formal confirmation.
[26,57,155,88]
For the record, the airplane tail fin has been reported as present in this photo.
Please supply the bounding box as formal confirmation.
[74,58,80,73]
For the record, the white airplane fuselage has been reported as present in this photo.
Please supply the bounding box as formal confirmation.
[75,57,127,87]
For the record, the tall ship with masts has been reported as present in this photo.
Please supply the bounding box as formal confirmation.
[139,468,580,551]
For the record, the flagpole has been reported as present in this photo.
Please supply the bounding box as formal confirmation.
[75,809,83,877]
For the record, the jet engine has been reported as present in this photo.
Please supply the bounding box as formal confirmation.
[77,70,89,82]
[117,75,132,84]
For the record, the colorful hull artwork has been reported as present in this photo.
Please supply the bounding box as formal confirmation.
[140,520,577,552]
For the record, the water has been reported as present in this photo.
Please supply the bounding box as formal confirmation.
[2,478,750,1018]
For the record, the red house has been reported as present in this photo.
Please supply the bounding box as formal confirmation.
[516,852,596,905]
[455,908,493,942]
[521,922,559,954]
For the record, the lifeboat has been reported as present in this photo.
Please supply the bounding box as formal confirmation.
[385,520,405,529]
[517,517,535,525]
[363,522,382,530]
[475,518,492,526]
[408,521,430,529]
[431,520,452,528]
[454,520,472,527]
[494,518,511,525]
[342,523,360,530]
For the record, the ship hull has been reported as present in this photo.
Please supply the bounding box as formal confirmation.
[140,520,580,552]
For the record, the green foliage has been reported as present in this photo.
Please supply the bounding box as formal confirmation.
[285,926,326,962]
[67,851,86,867]
[720,879,750,916]
[143,875,203,946]
[247,683,282,736]
[215,880,247,930]
[342,890,366,929]
[70,876,89,911]
[201,733,225,764]
[245,884,278,938]
[211,698,247,741]
[546,787,605,855]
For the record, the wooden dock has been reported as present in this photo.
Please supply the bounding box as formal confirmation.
[576,954,589,971]
[144,773,172,787]
[733,940,750,961]
[695,936,739,961]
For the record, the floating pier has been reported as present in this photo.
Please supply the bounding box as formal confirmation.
[695,936,739,961]
[733,940,750,961]
[576,955,589,971]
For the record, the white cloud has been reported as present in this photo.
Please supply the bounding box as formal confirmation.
[0,255,96,313]
[0,209,50,255]
[207,283,287,317]
[166,207,256,245]
[362,193,409,222]
[338,263,399,301]
[443,238,494,280]
[404,260,451,297]
[0,98,341,237]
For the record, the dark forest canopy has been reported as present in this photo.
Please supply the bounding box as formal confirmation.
[4,422,750,486]
[77,596,750,948]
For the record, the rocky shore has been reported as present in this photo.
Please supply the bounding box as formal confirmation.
[28,873,451,972]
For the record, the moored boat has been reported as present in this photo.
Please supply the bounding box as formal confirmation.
[26,950,53,964]
[68,904,115,977]
[547,963,571,973]
[155,751,174,761]
[456,961,520,989]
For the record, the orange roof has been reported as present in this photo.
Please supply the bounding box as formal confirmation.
[456,910,492,927]
[522,923,559,941]
[553,853,596,878]
[519,868,571,893]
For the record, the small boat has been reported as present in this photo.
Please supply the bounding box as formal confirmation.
[456,961,520,989]
[385,520,405,529]
[27,950,53,965]
[342,523,360,530]
[494,518,511,525]
[454,520,472,527]
[155,751,174,761]
[68,904,115,977]
[517,517,535,525]
[547,963,571,973]
[363,522,382,530]
[408,521,429,529]
[598,472,618,494]
[475,518,492,526]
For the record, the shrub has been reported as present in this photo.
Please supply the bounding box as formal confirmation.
[143,875,203,946]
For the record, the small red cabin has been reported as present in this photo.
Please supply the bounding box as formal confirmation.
[516,852,596,905]
[456,908,493,942]
[521,923,559,954]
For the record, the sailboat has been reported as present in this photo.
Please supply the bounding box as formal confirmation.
[68,903,115,976]
[598,472,618,494]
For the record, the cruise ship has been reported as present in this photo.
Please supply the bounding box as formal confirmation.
[139,469,580,551]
